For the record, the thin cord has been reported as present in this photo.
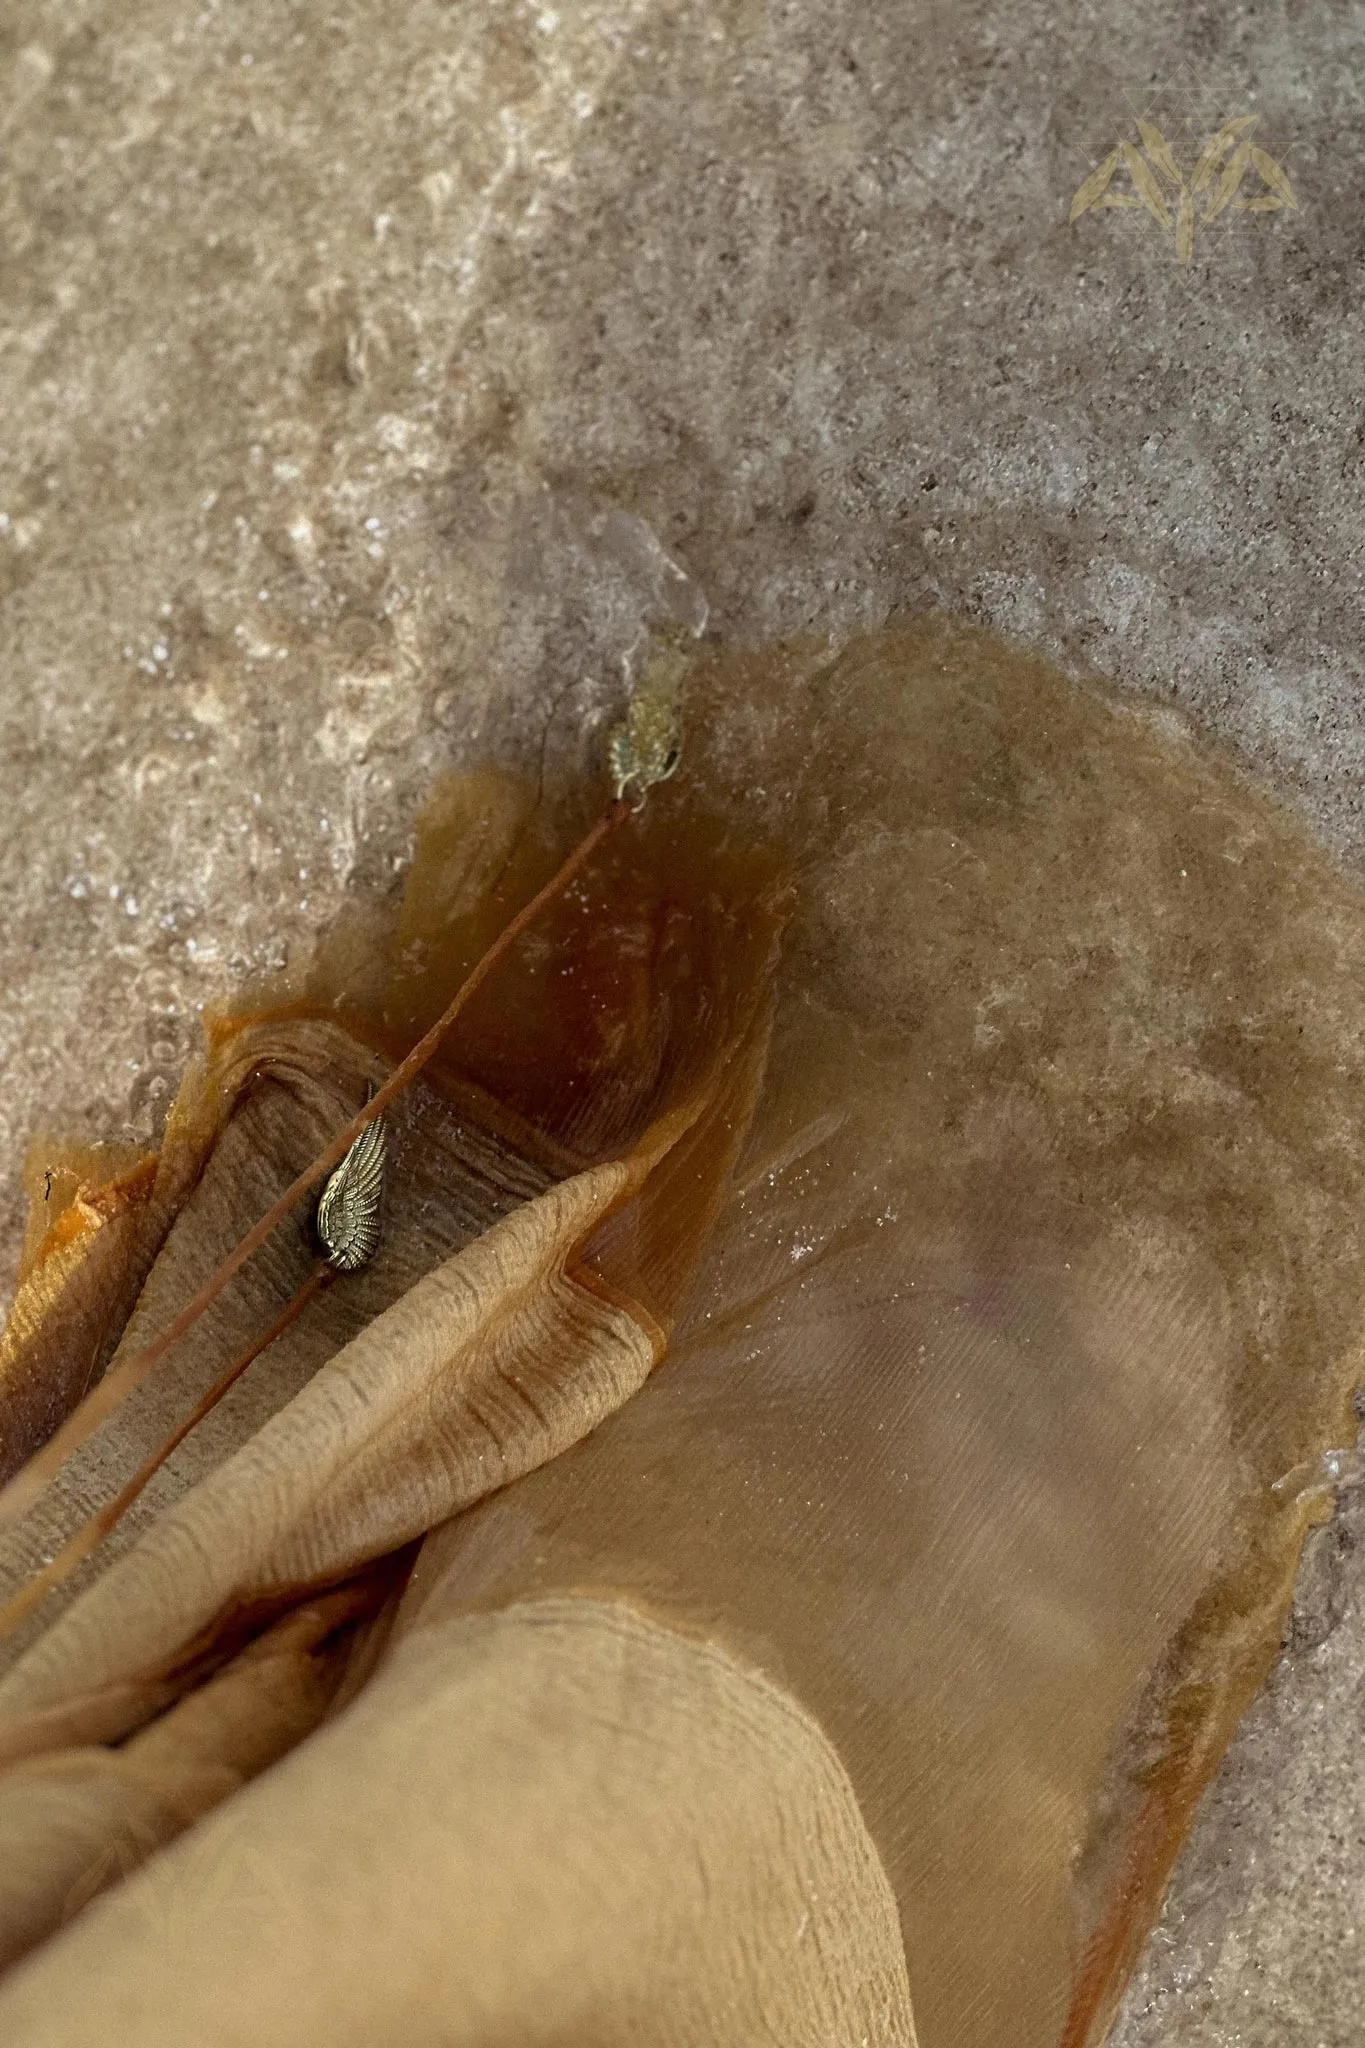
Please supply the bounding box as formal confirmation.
[0,797,631,1532]
[0,1264,331,1644]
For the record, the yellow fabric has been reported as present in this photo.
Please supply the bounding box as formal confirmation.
[0,1598,915,2047]
[0,1583,373,1974]
[0,1158,648,1761]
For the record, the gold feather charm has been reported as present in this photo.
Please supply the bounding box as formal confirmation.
[315,1111,387,1272]
[607,641,688,805]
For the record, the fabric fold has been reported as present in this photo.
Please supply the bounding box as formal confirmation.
[0,1162,652,1761]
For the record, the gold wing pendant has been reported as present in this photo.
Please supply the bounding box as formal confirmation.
[315,1112,387,1272]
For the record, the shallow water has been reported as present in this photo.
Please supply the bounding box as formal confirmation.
[397,617,1365,2047]
[7,614,1365,2045]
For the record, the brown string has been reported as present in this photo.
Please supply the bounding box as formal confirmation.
[0,1264,331,1644]
[0,798,630,1533]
